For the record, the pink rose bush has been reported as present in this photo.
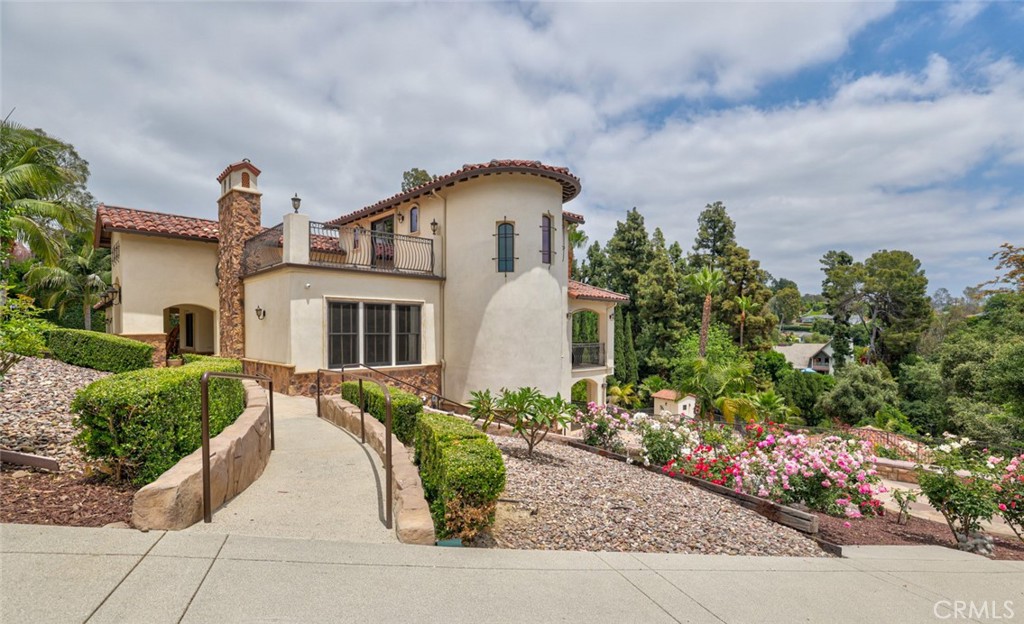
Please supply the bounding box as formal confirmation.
[986,453,1024,543]
[573,403,633,454]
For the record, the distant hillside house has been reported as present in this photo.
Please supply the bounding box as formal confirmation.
[651,389,697,418]
[772,342,837,374]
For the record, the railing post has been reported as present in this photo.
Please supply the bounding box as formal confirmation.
[358,378,366,444]
[385,390,393,530]
[200,373,212,524]
[316,370,322,419]
[268,380,275,451]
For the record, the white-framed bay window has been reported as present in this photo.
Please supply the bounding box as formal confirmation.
[327,300,422,368]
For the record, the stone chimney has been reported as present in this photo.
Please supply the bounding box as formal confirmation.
[216,159,262,358]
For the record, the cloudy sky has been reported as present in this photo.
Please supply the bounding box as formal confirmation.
[3,1,1022,295]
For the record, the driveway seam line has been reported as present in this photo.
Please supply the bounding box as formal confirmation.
[176,534,229,624]
[82,532,166,623]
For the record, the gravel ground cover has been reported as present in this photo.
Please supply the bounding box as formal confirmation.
[1,357,134,527]
[477,435,830,557]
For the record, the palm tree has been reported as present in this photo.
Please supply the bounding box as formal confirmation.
[25,241,110,330]
[686,266,725,357]
[678,357,753,422]
[566,223,589,277]
[1,120,91,266]
[607,383,640,409]
[735,295,756,349]
[744,390,801,424]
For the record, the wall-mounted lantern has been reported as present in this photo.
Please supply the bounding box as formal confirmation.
[430,218,440,235]
[255,305,267,320]
[291,193,302,213]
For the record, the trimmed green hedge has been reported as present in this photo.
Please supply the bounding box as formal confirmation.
[46,329,153,373]
[72,357,245,486]
[341,381,422,444]
[414,411,506,540]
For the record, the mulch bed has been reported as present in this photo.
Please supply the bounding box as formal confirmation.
[0,466,135,527]
[815,510,1024,561]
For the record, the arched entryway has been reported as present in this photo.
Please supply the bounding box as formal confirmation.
[164,304,216,357]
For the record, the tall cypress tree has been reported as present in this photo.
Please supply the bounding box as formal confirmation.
[604,207,652,314]
[622,312,639,385]
[636,228,685,375]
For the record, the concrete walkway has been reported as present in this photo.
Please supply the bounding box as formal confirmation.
[2,524,1022,624]
[186,392,397,544]
[880,478,1017,538]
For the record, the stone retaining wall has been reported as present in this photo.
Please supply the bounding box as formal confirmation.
[318,395,435,545]
[132,381,272,530]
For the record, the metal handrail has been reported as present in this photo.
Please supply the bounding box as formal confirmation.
[315,367,394,529]
[317,362,470,413]
[200,371,275,523]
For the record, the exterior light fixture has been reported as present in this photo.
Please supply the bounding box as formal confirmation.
[255,305,267,320]
[291,193,301,213]
[430,218,439,235]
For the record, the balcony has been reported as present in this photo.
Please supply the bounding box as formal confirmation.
[572,342,605,369]
[242,221,435,276]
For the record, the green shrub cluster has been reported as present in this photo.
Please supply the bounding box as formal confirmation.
[340,381,422,444]
[414,411,506,540]
[72,357,245,486]
[46,328,153,373]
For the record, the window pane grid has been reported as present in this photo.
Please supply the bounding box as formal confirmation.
[364,304,392,366]
[328,302,359,367]
[396,305,421,365]
[541,215,553,264]
[497,222,514,272]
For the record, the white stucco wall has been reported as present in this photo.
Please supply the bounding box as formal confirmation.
[438,175,571,401]
[114,232,219,348]
[244,266,441,373]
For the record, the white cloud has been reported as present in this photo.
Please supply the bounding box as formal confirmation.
[2,1,1019,295]
[944,0,987,29]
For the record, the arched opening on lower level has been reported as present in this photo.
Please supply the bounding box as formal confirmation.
[164,304,216,357]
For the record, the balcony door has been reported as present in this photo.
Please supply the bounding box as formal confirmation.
[370,216,394,269]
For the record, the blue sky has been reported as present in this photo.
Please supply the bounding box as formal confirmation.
[3,1,1022,295]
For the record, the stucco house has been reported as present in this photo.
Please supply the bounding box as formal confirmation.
[651,390,698,418]
[93,159,627,404]
[772,342,837,374]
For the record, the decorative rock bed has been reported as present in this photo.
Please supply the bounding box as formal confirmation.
[478,436,831,557]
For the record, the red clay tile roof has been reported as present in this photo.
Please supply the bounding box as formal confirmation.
[327,159,582,226]
[217,159,261,183]
[651,389,681,401]
[563,210,585,224]
[568,279,630,303]
[94,204,219,248]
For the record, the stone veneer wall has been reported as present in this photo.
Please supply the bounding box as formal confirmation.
[217,189,262,359]
[121,333,167,368]
[241,359,295,395]
[131,381,271,530]
[291,364,442,398]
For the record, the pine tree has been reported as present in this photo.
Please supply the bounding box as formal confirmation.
[714,243,777,349]
[579,241,610,288]
[636,228,685,376]
[604,207,652,311]
[692,201,736,270]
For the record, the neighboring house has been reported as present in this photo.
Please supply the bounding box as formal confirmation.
[93,159,628,403]
[799,313,832,324]
[772,342,837,374]
[651,390,697,418]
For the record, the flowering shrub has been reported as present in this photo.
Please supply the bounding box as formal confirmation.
[631,413,699,467]
[916,436,998,552]
[987,453,1024,544]
[661,422,886,518]
[573,403,632,453]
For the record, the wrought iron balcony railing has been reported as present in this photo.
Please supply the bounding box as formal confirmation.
[309,222,435,275]
[572,342,605,369]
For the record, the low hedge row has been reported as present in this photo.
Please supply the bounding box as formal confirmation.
[72,357,245,486]
[414,411,506,540]
[46,329,153,373]
[340,381,421,444]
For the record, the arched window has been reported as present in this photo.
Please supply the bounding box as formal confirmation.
[541,214,553,264]
[410,206,420,233]
[497,222,515,273]
[241,172,250,187]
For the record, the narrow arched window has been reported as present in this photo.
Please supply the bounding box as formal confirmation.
[497,222,515,273]
[541,214,553,264]
[410,206,420,233]
[241,172,250,187]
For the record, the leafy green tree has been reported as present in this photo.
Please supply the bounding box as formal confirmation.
[608,382,641,409]
[898,358,948,435]
[734,294,754,349]
[817,365,899,426]
[25,239,110,330]
[776,372,836,426]
[567,223,588,278]
[752,350,792,387]
[635,228,684,375]
[578,241,610,287]
[604,207,652,312]
[980,242,1024,294]
[401,167,433,192]
[770,277,799,293]
[862,250,931,368]
[691,201,736,269]
[820,250,860,370]
[685,266,724,357]
[746,389,800,424]
[0,290,55,380]
[715,244,777,349]
[639,374,669,406]
[771,286,802,325]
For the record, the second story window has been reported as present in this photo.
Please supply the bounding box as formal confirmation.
[410,206,419,233]
[541,214,553,264]
[497,222,515,273]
